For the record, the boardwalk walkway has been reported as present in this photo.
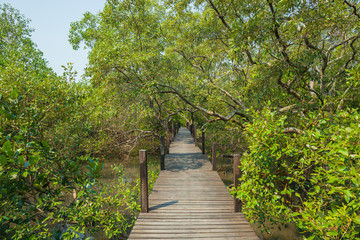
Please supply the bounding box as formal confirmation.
[128,127,259,239]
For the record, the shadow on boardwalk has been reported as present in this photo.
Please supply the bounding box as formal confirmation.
[165,153,206,171]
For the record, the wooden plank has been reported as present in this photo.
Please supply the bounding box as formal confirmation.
[130,229,256,234]
[132,224,247,229]
[129,232,258,239]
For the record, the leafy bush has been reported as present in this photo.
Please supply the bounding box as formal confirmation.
[0,88,159,239]
[0,91,100,239]
[59,164,159,240]
[238,108,360,239]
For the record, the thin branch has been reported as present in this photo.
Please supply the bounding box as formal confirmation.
[337,84,353,111]
[303,36,328,94]
[283,127,301,134]
[174,50,204,72]
[276,72,302,101]
[277,104,298,113]
[126,129,162,138]
[344,0,360,18]
[330,37,359,95]
[207,0,256,65]
[209,79,247,110]
[327,34,359,52]
[267,0,295,68]
[207,0,232,31]
[157,84,250,125]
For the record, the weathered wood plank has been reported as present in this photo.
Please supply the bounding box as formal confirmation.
[129,232,258,239]
[128,127,259,240]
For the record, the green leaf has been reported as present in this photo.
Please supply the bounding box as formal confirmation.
[23,161,30,168]
[327,230,338,236]
[337,148,349,156]
[0,154,7,165]
[9,170,18,179]
[10,88,18,99]
[354,217,360,225]
[30,154,40,165]
[22,171,29,178]
[2,140,12,154]
[344,189,354,198]
[18,155,25,165]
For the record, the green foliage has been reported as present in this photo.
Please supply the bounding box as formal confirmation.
[238,108,360,239]
[58,164,159,239]
[0,87,159,239]
[3,0,360,238]
[0,4,160,239]
[0,90,100,239]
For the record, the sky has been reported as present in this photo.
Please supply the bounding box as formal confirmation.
[2,0,106,78]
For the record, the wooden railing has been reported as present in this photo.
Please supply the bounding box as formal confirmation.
[189,125,243,212]
[139,124,243,213]
[139,122,180,213]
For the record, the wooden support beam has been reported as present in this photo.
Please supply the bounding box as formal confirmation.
[160,136,165,170]
[202,132,205,154]
[172,122,176,139]
[193,124,197,146]
[166,127,170,154]
[139,150,148,213]
[233,154,242,212]
[211,142,216,171]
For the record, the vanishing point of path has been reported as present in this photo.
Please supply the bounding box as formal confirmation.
[128,127,259,239]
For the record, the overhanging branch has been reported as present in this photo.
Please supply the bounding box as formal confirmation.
[157,84,250,126]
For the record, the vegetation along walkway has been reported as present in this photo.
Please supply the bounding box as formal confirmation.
[128,127,259,239]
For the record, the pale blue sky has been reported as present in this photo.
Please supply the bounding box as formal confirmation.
[2,0,106,78]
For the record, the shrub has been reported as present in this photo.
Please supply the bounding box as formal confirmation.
[238,108,360,239]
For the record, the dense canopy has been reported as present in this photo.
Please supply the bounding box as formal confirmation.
[1,1,360,239]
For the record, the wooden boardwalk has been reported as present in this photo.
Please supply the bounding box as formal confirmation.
[128,127,259,239]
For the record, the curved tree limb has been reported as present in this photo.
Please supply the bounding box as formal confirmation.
[157,84,250,125]
[344,0,360,19]
[276,72,302,101]
[208,79,247,110]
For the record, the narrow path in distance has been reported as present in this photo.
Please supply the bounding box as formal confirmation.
[128,127,259,240]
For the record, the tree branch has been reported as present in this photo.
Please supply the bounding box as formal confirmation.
[327,34,359,52]
[209,79,247,110]
[344,0,360,18]
[207,0,256,65]
[267,0,295,68]
[207,0,232,31]
[283,127,301,134]
[157,84,250,125]
[276,73,302,101]
[174,50,205,72]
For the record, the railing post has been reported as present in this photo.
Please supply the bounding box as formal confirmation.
[193,125,197,146]
[139,150,148,213]
[160,136,165,170]
[202,132,205,154]
[172,122,176,139]
[233,154,242,212]
[166,127,170,154]
[211,142,216,171]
